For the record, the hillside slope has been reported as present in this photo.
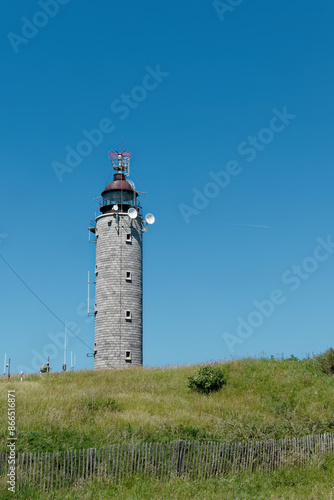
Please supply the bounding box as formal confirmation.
[1,357,334,454]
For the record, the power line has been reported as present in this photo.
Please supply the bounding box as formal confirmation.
[0,253,94,353]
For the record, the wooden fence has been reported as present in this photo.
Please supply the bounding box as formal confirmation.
[0,432,333,491]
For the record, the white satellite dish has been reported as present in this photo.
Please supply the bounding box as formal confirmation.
[112,205,119,211]
[128,208,138,219]
[145,213,155,225]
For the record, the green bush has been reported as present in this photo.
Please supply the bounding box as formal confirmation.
[188,365,226,394]
[316,348,334,375]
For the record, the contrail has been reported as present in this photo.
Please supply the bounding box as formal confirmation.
[224,223,271,229]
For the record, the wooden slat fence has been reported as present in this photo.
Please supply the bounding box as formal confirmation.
[0,432,333,491]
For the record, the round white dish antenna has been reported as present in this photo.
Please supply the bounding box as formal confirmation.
[145,213,155,225]
[112,204,119,211]
[128,208,138,219]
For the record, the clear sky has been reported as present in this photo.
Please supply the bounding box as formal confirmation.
[0,0,333,374]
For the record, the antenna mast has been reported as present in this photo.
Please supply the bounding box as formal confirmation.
[108,150,132,177]
[87,271,96,316]
[63,323,67,371]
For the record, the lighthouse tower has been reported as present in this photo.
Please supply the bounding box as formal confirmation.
[92,151,154,370]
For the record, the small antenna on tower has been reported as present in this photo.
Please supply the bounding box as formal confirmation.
[128,208,138,219]
[145,213,155,225]
[139,213,156,232]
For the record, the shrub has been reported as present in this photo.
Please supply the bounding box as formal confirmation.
[315,348,334,375]
[188,365,226,394]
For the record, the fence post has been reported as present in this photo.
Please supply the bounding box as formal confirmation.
[176,440,185,477]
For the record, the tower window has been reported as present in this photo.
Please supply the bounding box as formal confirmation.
[125,310,132,320]
[126,233,132,243]
[126,271,132,281]
[125,351,132,361]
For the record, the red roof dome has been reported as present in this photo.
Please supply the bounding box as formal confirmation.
[101,174,136,196]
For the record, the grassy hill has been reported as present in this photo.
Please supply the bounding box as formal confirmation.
[1,354,334,498]
[1,355,334,455]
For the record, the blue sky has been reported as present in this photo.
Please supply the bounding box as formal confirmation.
[0,0,333,373]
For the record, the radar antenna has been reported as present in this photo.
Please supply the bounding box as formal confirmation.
[108,150,132,176]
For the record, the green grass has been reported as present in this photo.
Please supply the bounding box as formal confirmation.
[1,456,334,499]
[1,356,334,454]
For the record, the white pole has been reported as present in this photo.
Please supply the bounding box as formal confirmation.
[88,271,90,315]
[71,351,73,369]
[3,353,6,375]
[64,323,67,366]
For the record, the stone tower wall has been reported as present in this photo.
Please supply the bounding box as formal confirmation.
[94,212,143,369]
